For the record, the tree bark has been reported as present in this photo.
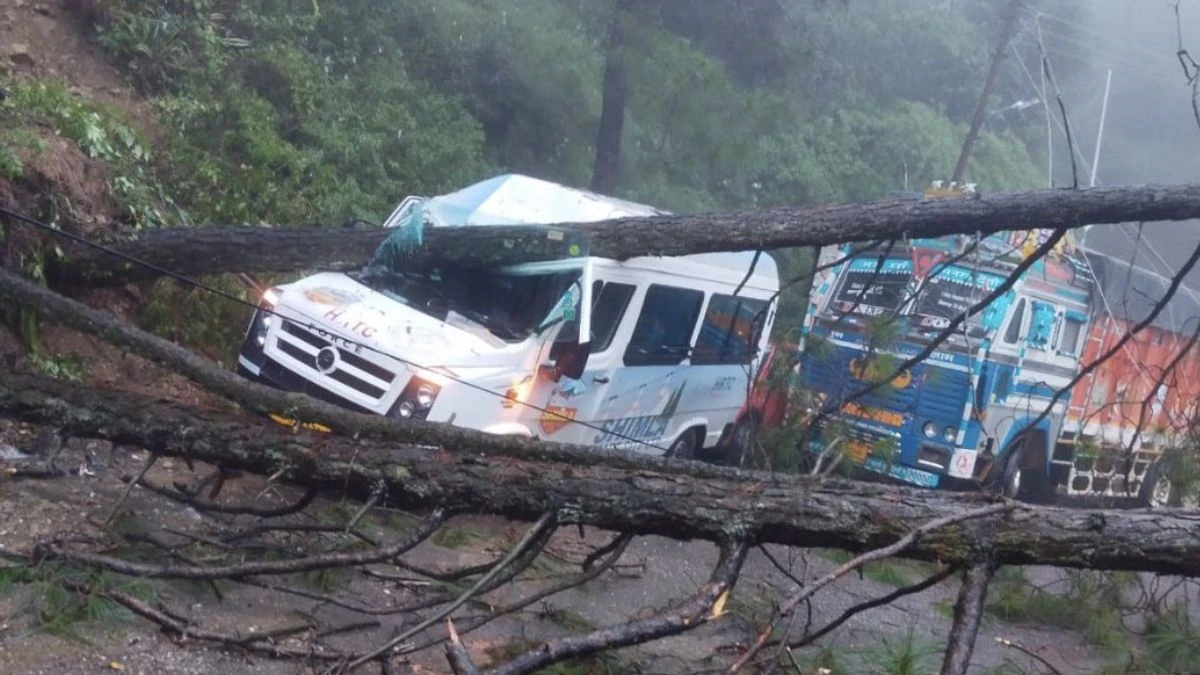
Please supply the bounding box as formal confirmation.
[591,0,633,196]
[951,0,1022,183]
[5,372,1200,576]
[46,183,1200,286]
[940,559,996,675]
[0,265,748,477]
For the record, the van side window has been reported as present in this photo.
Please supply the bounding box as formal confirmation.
[1003,298,1025,344]
[590,282,636,352]
[624,284,704,366]
[550,280,635,358]
[692,294,769,365]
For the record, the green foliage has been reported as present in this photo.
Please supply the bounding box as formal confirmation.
[787,644,851,675]
[0,561,157,641]
[986,568,1132,656]
[1141,602,1200,674]
[813,550,939,589]
[73,0,1053,363]
[1160,445,1200,504]
[0,76,173,230]
[89,0,1045,227]
[29,352,89,382]
[94,0,492,226]
[860,627,942,675]
[0,144,24,180]
[431,523,488,551]
[140,275,257,363]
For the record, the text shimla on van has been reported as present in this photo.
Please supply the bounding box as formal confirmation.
[235,174,780,459]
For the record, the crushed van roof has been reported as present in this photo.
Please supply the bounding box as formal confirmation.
[424,173,671,227]
[420,174,779,285]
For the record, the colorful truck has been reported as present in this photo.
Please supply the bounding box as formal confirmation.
[793,183,1198,506]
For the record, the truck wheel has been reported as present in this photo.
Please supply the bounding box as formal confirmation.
[998,446,1056,504]
[667,428,699,460]
[1138,462,1178,508]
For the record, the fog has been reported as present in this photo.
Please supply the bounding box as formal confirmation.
[1023,0,1200,296]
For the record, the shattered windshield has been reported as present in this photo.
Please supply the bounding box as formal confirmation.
[357,263,582,342]
[357,201,592,343]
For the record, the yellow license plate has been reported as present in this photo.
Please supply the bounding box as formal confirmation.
[844,440,871,464]
[268,413,331,434]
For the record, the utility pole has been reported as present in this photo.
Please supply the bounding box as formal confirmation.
[952,0,1023,183]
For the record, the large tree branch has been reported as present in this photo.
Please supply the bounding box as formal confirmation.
[939,558,996,675]
[41,183,1200,286]
[482,540,750,675]
[5,373,1200,576]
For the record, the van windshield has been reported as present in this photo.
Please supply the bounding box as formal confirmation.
[356,264,582,343]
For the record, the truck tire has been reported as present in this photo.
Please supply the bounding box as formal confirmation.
[1137,461,1179,508]
[997,440,1056,505]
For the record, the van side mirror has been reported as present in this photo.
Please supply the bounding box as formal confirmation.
[555,341,591,380]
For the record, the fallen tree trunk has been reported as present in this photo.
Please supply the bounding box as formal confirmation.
[0,266,730,476]
[4,372,1200,576]
[48,183,1200,286]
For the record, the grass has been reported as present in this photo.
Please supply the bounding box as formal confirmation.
[28,352,89,382]
[432,523,490,550]
[789,627,940,675]
[814,549,939,588]
[1140,602,1200,674]
[862,627,942,675]
[985,567,1132,656]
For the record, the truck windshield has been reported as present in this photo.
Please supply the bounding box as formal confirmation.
[910,265,1003,339]
[356,264,582,343]
[826,257,913,319]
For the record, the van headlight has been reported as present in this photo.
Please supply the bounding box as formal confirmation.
[392,377,441,420]
[245,287,281,350]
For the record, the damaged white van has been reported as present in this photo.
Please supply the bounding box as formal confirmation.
[236,174,779,458]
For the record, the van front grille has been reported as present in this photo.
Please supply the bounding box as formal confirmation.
[275,320,397,401]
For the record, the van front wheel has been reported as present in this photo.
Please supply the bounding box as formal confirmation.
[667,428,699,461]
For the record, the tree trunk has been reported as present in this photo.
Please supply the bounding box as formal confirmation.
[591,0,632,195]
[951,0,1022,183]
[4,372,1200,576]
[45,183,1200,287]
[0,265,751,476]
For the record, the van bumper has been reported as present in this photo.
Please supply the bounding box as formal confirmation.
[236,353,377,416]
[481,422,534,437]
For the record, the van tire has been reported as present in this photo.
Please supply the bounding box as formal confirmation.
[667,428,700,461]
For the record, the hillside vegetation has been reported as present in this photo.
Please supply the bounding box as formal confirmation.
[1,0,1065,354]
